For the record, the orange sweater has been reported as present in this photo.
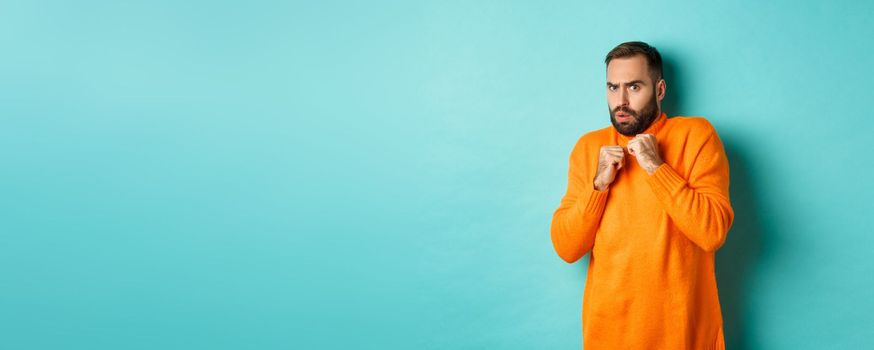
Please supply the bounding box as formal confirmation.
[550,112,734,349]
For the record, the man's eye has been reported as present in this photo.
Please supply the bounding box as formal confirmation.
[608,86,616,91]
[630,85,639,91]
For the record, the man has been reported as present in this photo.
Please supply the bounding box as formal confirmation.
[550,41,734,349]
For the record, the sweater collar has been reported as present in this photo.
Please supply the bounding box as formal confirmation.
[614,112,668,143]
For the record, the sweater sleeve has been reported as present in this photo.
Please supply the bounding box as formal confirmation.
[550,139,610,263]
[646,128,734,252]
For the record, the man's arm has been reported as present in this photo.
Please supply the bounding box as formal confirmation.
[645,128,735,252]
[550,140,611,263]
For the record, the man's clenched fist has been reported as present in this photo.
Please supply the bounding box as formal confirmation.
[593,145,625,191]
[627,134,664,175]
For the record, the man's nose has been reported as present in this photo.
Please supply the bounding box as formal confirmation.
[619,88,629,106]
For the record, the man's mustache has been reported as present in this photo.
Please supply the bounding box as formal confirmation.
[613,107,638,117]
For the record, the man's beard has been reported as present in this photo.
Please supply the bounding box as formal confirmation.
[609,91,660,136]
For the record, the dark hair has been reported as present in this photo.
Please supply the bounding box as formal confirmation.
[605,41,663,83]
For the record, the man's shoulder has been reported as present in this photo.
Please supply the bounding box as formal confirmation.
[667,115,720,140]
[577,125,614,143]
[568,126,613,158]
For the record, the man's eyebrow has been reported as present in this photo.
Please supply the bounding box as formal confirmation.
[606,80,647,86]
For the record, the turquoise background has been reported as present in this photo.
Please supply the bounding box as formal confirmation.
[1,1,872,349]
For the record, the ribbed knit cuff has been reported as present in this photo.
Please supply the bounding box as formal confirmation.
[575,187,609,216]
[646,163,687,200]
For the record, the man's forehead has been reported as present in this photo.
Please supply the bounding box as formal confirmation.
[606,55,650,81]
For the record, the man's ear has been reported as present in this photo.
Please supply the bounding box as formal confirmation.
[657,79,667,102]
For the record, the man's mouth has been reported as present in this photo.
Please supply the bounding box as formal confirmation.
[615,112,634,123]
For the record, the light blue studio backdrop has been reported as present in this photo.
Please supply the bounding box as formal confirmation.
[2,1,873,349]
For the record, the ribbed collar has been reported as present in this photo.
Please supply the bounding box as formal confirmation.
[614,112,668,145]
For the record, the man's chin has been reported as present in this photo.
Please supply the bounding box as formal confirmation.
[612,121,635,133]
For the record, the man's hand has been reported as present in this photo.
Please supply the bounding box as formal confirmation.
[593,145,625,191]
[627,134,664,175]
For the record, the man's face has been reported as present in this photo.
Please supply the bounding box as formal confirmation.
[606,55,661,136]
